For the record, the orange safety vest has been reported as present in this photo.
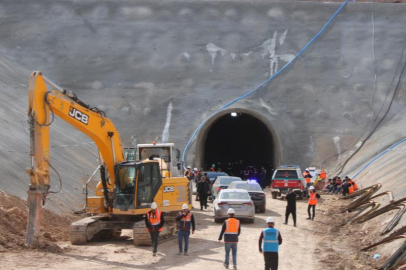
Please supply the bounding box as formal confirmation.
[305,177,311,184]
[179,212,193,231]
[348,184,354,194]
[224,218,240,243]
[308,192,318,205]
[320,170,326,179]
[147,210,162,232]
[351,180,358,191]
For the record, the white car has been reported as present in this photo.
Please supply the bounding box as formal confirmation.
[213,189,255,223]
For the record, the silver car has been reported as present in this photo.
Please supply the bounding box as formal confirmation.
[211,176,242,200]
[213,189,255,223]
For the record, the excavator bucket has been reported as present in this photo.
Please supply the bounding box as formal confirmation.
[26,189,43,245]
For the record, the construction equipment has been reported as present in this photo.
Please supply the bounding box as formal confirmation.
[26,71,191,246]
[137,142,183,177]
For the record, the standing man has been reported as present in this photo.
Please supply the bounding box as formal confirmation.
[306,186,320,220]
[184,166,193,180]
[259,217,283,270]
[218,208,241,269]
[145,202,165,256]
[197,176,210,210]
[283,188,296,227]
[176,204,195,256]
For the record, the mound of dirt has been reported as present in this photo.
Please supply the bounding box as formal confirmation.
[0,189,76,253]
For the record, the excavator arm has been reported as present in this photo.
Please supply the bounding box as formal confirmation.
[26,71,124,244]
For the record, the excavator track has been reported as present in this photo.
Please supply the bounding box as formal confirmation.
[70,215,107,245]
[133,212,178,246]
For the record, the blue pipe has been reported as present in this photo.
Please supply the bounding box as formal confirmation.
[182,1,349,168]
[352,137,406,179]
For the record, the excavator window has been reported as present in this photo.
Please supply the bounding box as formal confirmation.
[136,163,162,208]
[114,163,138,211]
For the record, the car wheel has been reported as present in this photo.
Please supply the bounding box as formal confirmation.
[214,217,222,223]
[272,192,277,199]
[248,218,255,223]
[260,208,266,213]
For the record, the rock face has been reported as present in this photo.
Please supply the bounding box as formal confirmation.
[1,0,406,212]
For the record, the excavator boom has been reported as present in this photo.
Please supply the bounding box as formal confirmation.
[26,71,124,244]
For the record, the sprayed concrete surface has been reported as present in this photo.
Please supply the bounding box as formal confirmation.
[1,2,406,264]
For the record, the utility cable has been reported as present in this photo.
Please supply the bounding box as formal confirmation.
[181,1,349,168]
[47,161,63,194]
[337,33,406,176]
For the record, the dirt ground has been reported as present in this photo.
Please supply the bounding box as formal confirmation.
[0,190,382,270]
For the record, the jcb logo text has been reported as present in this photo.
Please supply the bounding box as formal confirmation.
[69,107,89,125]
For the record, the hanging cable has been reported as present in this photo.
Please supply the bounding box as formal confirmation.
[182,1,349,168]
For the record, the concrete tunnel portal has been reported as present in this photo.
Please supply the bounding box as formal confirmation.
[196,110,279,180]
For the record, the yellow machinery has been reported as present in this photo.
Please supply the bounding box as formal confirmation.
[26,71,191,245]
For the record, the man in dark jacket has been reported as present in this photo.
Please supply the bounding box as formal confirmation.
[197,176,210,210]
[283,188,296,227]
[144,202,165,256]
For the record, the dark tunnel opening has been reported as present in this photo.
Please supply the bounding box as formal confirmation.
[203,112,274,182]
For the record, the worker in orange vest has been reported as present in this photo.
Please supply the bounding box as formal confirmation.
[218,208,241,269]
[320,169,327,180]
[145,202,165,256]
[345,176,359,191]
[305,176,311,189]
[306,186,320,220]
[175,204,195,256]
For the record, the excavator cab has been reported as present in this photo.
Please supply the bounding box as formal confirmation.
[114,161,162,211]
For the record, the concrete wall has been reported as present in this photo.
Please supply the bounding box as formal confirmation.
[1,0,406,213]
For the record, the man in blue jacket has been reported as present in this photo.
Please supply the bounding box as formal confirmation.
[259,217,283,270]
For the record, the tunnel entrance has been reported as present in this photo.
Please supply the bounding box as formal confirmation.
[203,112,275,181]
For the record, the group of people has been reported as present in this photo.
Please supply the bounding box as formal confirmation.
[184,166,211,210]
[325,176,358,196]
[145,203,283,270]
[283,185,321,228]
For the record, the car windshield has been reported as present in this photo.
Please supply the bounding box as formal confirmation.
[233,183,262,191]
[220,192,250,200]
[219,178,240,185]
[207,172,227,180]
[274,170,299,179]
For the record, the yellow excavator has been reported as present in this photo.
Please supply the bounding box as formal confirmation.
[26,71,191,246]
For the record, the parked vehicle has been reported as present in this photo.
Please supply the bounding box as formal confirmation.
[228,181,266,213]
[270,165,306,200]
[213,189,255,223]
[204,171,228,185]
[211,176,242,200]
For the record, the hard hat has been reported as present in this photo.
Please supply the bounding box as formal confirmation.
[266,217,275,223]
[182,204,189,210]
[227,208,235,214]
[151,202,158,209]
[187,166,191,169]
[309,186,315,190]
[194,168,198,171]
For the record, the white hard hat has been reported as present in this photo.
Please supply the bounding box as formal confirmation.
[194,168,198,171]
[187,166,191,169]
[227,208,235,214]
[267,217,275,223]
[151,202,158,209]
[182,204,189,210]
[309,186,315,190]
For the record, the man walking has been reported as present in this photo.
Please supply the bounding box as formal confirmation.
[144,202,164,256]
[218,208,241,269]
[259,217,283,270]
[197,176,210,210]
[175,203,195,256]
[307,186,321,220]
[283,188,296,227]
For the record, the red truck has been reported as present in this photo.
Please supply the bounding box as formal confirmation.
[270,165,306,200]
